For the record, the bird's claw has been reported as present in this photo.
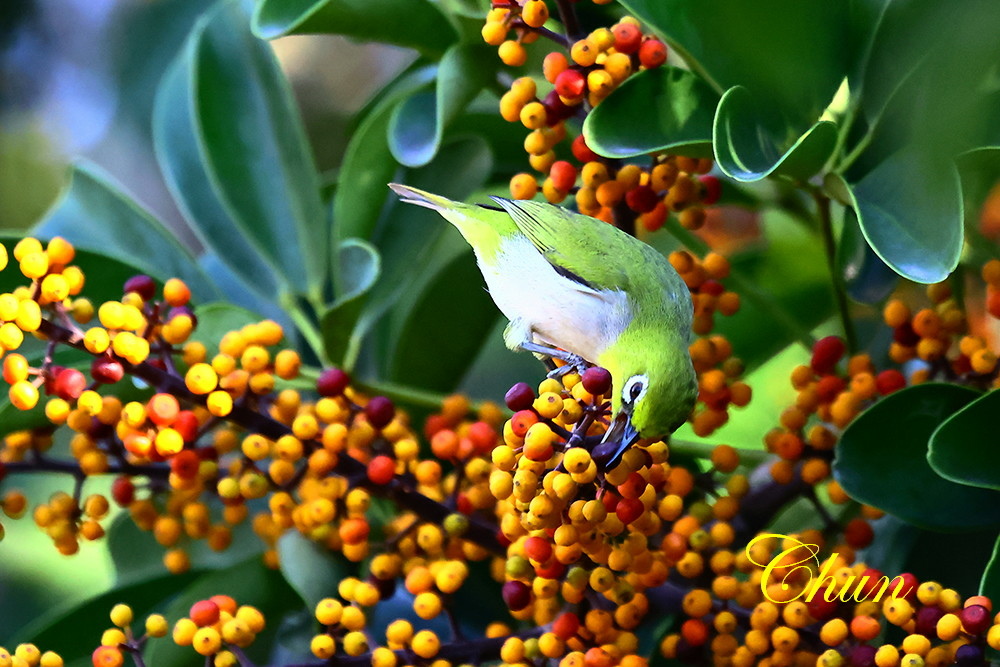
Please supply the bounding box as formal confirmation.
[545,353,589,379]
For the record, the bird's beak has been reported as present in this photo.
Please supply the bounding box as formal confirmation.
[592,409,641,469]
[602,409,639,447]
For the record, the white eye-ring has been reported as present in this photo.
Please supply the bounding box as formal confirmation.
[623,374,648,406]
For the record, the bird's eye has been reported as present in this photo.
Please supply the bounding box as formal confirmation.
[623,374,648,405]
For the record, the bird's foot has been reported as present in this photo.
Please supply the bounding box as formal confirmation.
[546,353,589,379]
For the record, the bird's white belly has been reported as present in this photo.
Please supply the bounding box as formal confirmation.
[477,236,629,362]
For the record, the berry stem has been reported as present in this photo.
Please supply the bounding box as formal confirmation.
[812,190,858,353]
[34,318,507,555]
[666,220,818,352]
[668,438,770,466]
[552,0,582,41]
[280,293,328,365]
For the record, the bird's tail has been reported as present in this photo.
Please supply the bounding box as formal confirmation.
[388,183,468,213]
[389,183,514,254]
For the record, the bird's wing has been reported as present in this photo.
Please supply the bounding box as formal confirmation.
[491,197,651,293]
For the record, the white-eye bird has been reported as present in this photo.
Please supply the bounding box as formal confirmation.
[389,183,697,464]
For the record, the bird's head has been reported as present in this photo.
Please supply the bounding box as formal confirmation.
[598,328,697,463]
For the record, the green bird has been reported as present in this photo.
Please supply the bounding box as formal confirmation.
[389,184,697,463]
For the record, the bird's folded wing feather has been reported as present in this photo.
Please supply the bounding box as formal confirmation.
[490,197,660,293]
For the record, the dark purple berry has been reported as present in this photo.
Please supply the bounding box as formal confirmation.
[501,580,531,611]
[504,382,535,411]
[914,605,945,637]
[849,645,876,667]
[955,644,983,666]
[959,604,991,635]
[317,368,350,397]
[582,367,612,395]
[91,357,124,384]
[365,396,395,429]
[123,274,156,300]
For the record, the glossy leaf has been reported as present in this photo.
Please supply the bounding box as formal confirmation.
[388,250,500,392]
[106,512,262,586]
[332,64,437,246]
[834,383,1000,531]
[192,0,326,294]
[252,0,456,55]
[276,530,353,609]
[32,162,219,302]
[619,0,848,129]
[583,66,715,159]
[153,47,280,297]
[322,239,382,367]
[713,86,838,182]
[981,533,1000,626]
[928,389,1000,492]
[144,556,300,667]
[198,252,292,329]
[847,147,963,283]
[187,302,264,351]
[837,205,897,305]
[388,43,496,167]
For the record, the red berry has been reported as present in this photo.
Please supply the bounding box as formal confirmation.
[816,375,846,402]
[189,599,220,627]
[875,369,906,395]
[173,411,199,442]
[850,645,877,667]
[892,572,918,600]
[625,185,659,213]
[549,160,578,192]
[988,286,1000,319]
[554,69,586,99]
[524,535,553,563]
[700,279,725,296]
[111,477,135,506]
[857,568,884,598]
[638,39,667,68]
[805,594,838,621]
[571,134,600,163]
[535,559,565,579]
[209,595,238,615]
[914,605,945,637]
[510,410,538,437]
[843,517,874,549]
[502,580,532,610]
[582,367,612,395]
[54,367,88,400]
[811,336,846,374]
[170,450,200,479]
[553,612,580,640]
[616,497,644,524]
[612,22,642,54]
[505,382,535,411]
[365,396,395,429]
[0,461,5,484]
[698,175,721,205]
[467,421,496,454]
[367,455,396,485]
[317,368,350,396]
[123,274,156,300]
[893,322,920,346]
[91,357,124,384]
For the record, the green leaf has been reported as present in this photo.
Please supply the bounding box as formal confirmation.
[981,533,1000,623]
[187,302,264,351]
[846,146,963,283]
[191,0,327,294]
[388,43,496,167]
[252,0,457,55]
[928,389,1000,492]
[583,67,715,159]
[713,86,838,182]
[32,162,219,302]
[836,205,897,305]
[9,572,200,662]
[276,530,353,609]
[834,383,1000,532]
[332,64,437,247]
[388,251,500,392]
[144,556,301,667]
[619,0,849,129]
[322,239,382,367]
[153,45,280,297]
